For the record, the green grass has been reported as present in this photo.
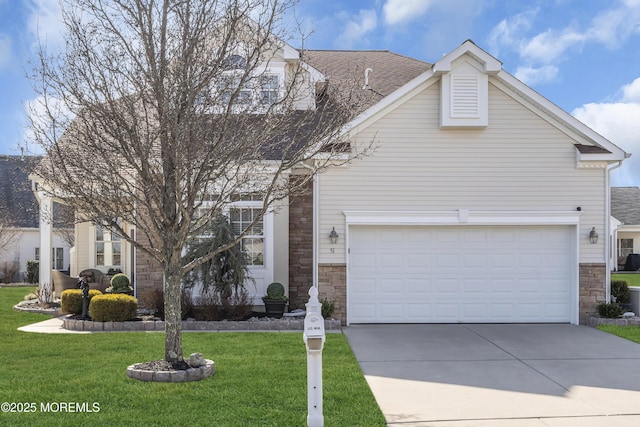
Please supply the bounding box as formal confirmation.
[597,324,640,344]
[0,287,385,426]
[611,273,640,288]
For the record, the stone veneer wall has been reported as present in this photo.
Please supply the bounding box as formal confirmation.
[318,264,347,325]
[579,263,606,324]
[288,178,314,310]
[134,241,164,309]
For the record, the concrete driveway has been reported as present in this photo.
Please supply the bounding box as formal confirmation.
[344,324,640,426]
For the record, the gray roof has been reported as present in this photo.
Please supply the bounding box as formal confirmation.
[0,156,41,228]
[303,50,432,110]
[611,187,640,225]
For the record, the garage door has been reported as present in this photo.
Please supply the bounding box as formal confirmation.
[348,225,574,323]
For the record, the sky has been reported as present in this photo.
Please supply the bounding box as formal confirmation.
[1,0,639,186]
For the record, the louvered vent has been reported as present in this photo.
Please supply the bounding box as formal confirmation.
[451,75,479,118]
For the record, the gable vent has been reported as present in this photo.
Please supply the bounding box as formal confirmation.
[451,75,479,118]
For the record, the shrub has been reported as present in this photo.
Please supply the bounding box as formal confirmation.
[60,289,103,314]
[0,261,19,284]
[321,298,336,319]
[149,287,193,320]
[107,273,131,292]
[89,294,138,321]
[611,280,630,304]
[597,302,625,318]
[222,289,253,320]
[264,282,286,301]
[26,260,39,284]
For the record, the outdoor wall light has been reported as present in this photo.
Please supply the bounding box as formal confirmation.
[329,227,339,244]
[589,227,598,244]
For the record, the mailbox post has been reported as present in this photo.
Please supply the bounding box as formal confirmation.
[304,286,325,427]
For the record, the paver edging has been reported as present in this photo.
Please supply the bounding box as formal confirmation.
[587,315,640,327]
[62,316,341,332]
[126,359,215,382]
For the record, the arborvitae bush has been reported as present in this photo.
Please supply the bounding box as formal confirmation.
[60,289,103,314]
[89,294,137,321]
[611,280,630,303]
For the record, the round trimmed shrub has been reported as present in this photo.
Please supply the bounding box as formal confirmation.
[60,289,103,314]
[89,294,138,322]
[265,282,286,300]
[109,273,131,291]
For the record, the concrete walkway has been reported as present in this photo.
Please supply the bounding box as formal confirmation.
[17,316,90,334]
[344,324,640,426]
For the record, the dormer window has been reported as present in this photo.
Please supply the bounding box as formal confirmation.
[223,54,247,70]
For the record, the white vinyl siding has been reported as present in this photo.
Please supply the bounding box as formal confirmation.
[318,81,606,264]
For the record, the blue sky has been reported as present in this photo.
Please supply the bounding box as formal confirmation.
[1,0,639,185]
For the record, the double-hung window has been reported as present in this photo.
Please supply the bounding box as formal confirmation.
[96,225,121,267]
[229,194,264,266]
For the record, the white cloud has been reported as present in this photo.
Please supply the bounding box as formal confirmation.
[572,93,640,186]
[27,0,66,49]
[336,9,377,49]
[487,8,538,55]
[383,0,434,26]
[520,28,588,63]
[518,2,640,64]
[514,65,559,86]
[622,77,640,102]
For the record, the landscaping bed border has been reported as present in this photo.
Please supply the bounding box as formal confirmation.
[63,316,342,332]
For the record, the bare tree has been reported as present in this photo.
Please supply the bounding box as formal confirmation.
[0,220,19,259]
[29,0,368,363]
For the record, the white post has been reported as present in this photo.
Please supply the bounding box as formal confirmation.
[38,193,53,287]
[304,286,325,427]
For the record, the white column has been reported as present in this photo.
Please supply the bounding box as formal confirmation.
[38,193,53,286]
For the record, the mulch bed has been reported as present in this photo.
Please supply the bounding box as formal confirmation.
[132,359,192,371]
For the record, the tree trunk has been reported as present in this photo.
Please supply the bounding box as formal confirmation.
[163,268,183,363]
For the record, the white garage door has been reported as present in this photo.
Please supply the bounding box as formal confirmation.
[348,225,574,323]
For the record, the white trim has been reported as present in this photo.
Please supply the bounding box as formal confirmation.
[432,40,502,75]
[331,41,629,162]
[343,210,582,226]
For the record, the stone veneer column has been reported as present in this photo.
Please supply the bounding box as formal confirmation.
[579,263,606,324]
[288,178,314,310]
[134,234,164,309]
[317,264,347,325]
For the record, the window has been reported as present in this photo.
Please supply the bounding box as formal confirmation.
[619,238,634,259]
[260,75,279,105]
[222,75,251,105]
[96,225,121,267]
[53,248,64,270]
[34,247,64,270]
[229,200,264,266]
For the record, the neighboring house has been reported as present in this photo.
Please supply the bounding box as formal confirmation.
[33,40,630,325]
[611,187,640,271]
[0,155,71,282]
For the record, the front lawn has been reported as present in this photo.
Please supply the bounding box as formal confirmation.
[0,287,385,426]
[611,273,640,288]
[597,324,640,344]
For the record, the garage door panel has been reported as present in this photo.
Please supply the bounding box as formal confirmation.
[348,225,574,323]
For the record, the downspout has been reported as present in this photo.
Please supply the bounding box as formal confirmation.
[605,161,624,303]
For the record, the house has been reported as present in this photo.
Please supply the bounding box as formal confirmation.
[32,40,630,325]
[611,187,640,271]
[0,155,71,282]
